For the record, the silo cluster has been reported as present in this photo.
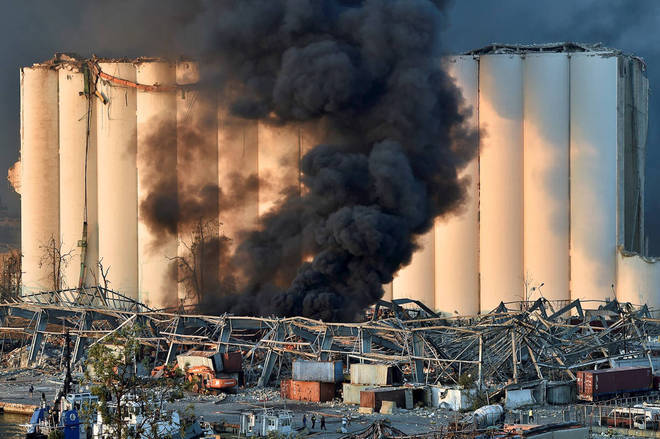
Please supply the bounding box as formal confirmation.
[18,44,659,315]
[18,54,319,309]
[393,43,655,314]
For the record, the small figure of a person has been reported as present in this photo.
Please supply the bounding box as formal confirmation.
[311,414,316,429]
[528,408,534,423]
[321,416,326,430]
[29,384,34,398]
[302,414,307,429]
[341,416,348,434]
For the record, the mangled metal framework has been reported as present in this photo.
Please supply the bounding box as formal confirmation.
[1,292,659,390]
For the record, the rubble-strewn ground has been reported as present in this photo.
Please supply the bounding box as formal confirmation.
[0,368,578,438]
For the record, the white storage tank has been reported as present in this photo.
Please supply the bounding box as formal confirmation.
[59,65,99,289]
[176,61,219,305]
[136,60,178,309]
[478,54,524,312]
[96,62,138,300]
[434,55,480,316]
[21,66,60,294]
[522,53,570,303]
[569,53,618,304]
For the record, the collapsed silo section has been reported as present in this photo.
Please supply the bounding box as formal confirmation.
[616,248,660,313]
[478,54,524,312]
[59,64,99,290]
[21,66,60,294]
[392,231,435,309]
[176,61,219,305]
[569,53,618,304]
[136,60,178,309]
[96,62,138,300]
[522,53,570,303]
[434,55,480,316]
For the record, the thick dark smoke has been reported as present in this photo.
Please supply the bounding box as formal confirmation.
[5,1,659,320]
[186,0,478,321]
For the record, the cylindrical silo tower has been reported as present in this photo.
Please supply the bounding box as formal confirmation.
[522,53,570,303]
[257,123,302,217]
[21,66,60,294]
[136,60,178,309]
[569,52,618,304]
[59,64,99,290]
[217,109,259,251]
[176,61,219,305]
[434,55,480,316]
[96,62,138,300]
[478,54,524,312]
[392,231,435,309]
[616,248,660,312]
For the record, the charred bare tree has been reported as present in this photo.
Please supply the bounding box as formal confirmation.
[173,219,223,305]
[38,236,73,291]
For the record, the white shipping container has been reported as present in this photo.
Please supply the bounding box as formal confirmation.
[350,364,391,386]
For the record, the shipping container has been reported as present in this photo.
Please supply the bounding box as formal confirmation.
[577,367,652,401]
[222,352,243,373]
[350,364,400,386]
[280,379,336,402]
[176,351,223,372]
[342,383,375,404]
[360,387,408,412]
[292,360,343,383]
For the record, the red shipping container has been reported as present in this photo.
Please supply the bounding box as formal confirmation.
[222,352,243,373]
[280,379,336,402]
[577,367,652,401]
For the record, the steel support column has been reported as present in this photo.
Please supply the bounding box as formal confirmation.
[258,323,284,387]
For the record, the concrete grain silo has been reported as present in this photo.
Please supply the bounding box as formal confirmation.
[176,61,219,304]
[217,110,259,249]
[478,54,524,311]
[96,62,139,300]
[522,53,570,303]
[59,64,99,289]
[136,60,178,309]
[392,233,435,309]
[20,65,60,295]
[257,123,302,217]
[433,55,480,316]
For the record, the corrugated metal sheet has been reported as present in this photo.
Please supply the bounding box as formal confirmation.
[292,361,343,383]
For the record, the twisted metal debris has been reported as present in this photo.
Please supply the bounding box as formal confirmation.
[0,289,658,390]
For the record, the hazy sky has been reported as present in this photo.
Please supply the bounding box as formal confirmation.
[1,1,659,251]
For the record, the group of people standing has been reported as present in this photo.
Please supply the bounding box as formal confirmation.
[302,413,351,433]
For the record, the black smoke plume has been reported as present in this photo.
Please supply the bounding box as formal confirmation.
[189,0,479,321]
